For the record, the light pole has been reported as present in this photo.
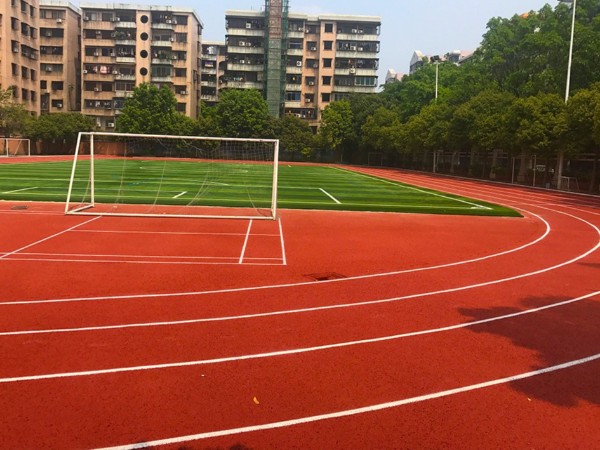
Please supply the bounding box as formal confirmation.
[556,0,576,190]
[430,55,441,101]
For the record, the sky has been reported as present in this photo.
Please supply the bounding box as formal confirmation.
[146,0,555,81]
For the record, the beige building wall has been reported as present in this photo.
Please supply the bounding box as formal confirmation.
[39,0,81,113]
[225,10,380,128]
[80,3,202,130]
[0,0,40,116]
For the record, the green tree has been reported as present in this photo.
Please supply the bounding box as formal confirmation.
[24,113,95,145]
[508,93,567,182]
[116,83,194,135]
[0,88,29,137]
[361,106,402,156]
[271,114,315,160]
[208,89,271,138]
[318,100,354,162]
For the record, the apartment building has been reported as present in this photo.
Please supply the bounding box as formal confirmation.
[79,3,202,129]
[39,0,81,113]
[0,0,40,115]
[225,9,381,126]
[200,41,226,106]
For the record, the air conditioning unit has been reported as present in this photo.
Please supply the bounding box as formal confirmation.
[112,70,119,75]
[310,47,316,51]
[94,87,99,91]
[56,18,63,23]
[113,17,120,22]
[305,98,311,103]
[107,122,115,128]
[181,90,187,95]
[350,46,357,51]
[84,16,90,21]
[46,32,52,37]
[308,81,315,86]
[170,38,175,42]
[83,69,88,74]
[13,48,19,53]
[352,29,358,33]
[245,23,252,29]
[165,19,172,24]
[349,68,356,74]
[93,52,99,57]
[172,55,177,60]
[239,41,246,46]
[56,103,63,108]
[46,67,52,72]
[296,61,302,67]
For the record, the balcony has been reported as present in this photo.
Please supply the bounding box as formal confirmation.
[151,22,174,30]
[336,32,379,42]
[152,58,174,65]
[333,85,377,94]
[227,28,264,37]
[116,56,135,63]
[227,62,262,72]
[336,50,378,59]
[152,40,173,47]
[151,75,172,83]
[115,39,136,46]
[227,45,264,55]
[287,48,303,57]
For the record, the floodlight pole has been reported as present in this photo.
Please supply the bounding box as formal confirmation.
[557,0,576,190]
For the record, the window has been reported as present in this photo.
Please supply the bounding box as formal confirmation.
[322,58,332,68]
[322,76,331,86]
[40,80,47,90]
[323,41,333,51]
[321,93,331,102]
[324,23,333,33]
[51,81,64,91]
[176,103,186,112]
[285,91,301,102]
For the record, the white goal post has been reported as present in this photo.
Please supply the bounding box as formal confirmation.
[1,138,31,157]
[65,132,280,220]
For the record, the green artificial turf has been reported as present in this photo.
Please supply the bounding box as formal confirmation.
[0,159,521,217]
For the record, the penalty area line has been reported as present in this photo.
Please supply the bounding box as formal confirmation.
[173,191,187,199]
[319,188,341,204]
[2,186,38,194]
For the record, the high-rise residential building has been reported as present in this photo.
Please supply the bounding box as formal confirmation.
[79,3,202,130]
[225,4,381,128]
[39,0,81,113]
[1,0,40,115]
[200,41,226,106]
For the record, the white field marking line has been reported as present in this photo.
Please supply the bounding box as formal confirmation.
[97,353,600,450]
[1,251,248,261]
[0,256,283,267]
[0,209,552,306]
[319,188,342,204]
[332,166,492,210]
[172,191,187,199]
[278,217,287,266]
[2,186,38,194]
[0,216,100,261]
[71,230,280,237]
[238,220,253,264]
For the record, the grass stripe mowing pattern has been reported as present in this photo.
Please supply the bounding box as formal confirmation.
[0,159,520,217]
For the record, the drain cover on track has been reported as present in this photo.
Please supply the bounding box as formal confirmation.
[10,205,28,210]
[303,272,347,281]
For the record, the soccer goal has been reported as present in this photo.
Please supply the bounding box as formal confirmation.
[2,138,31,157]
[65,132,280,220]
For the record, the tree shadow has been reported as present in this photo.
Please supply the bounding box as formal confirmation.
[459,294,600,407]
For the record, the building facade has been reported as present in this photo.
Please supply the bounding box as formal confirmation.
[39,0,81,113]
[1,0,40,115]
[200,41,226,106]
[225,9,381,127]
[79,3,202,130]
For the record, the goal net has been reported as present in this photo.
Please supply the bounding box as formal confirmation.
[65,132,280,220]
[2,138,31,157]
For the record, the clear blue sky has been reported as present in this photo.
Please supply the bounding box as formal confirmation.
[149,0,554,80]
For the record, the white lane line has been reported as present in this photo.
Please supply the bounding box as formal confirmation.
[2,186,38,194]
[173,191,187,199]
[319,188,341,204]
[278,217,287,266]
[238,220,253,264]
[0,209,552,305]
[0,216,101,261]
[97,352,600,449]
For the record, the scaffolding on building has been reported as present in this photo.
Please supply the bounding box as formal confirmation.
[264,0,289,117]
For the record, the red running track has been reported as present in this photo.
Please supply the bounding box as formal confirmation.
[0,168,599,450]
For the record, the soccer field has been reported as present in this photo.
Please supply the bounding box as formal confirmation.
[0,158,520,217]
